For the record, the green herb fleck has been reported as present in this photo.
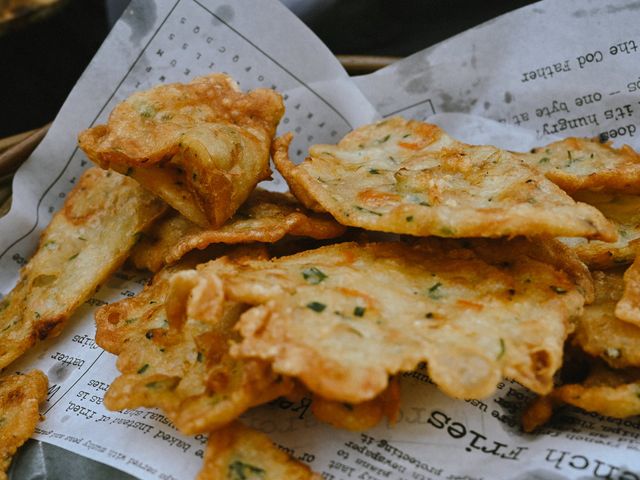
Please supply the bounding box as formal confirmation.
[125,318,138,324]
[137,364,149,374]
[538,157,550,164]
[353,306,366,317]
[439,227,455,236]
[428,282,443,300]
[139,105,156,118]
[550,286,567,294]
[306,301,326,313]
[497,338,506,359]
[369,168,380,174]
[197,352,203,362]
[425,312,434,319]
[68,253,79,261]
[354,205,382,216]
[402,133,411,138]
[302,267,328,285]
[44,240,56,248]
[34,311,41,319]
[78,236,87,241]
[406,215,414,222]
[378,134,391,143]
[228,460,265,480]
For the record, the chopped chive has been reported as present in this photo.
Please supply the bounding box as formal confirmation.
[306,301,326,313]
[497,338,506,359]
[406,216,414,222]
[369,168,380,174]
[353,306,366,317]
[78,236,87,241]
[354,205,383,216]
[137,364,149,374]
[550,286,567,294]
[378,134,391,143]
[68,253,79,261]
[428,282,443,300]
[538,157,550,164]
[229,461,265,479]
[302,267,328,285]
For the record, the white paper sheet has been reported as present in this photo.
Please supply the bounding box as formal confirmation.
[3,0,640,479]
[354,0,640,150]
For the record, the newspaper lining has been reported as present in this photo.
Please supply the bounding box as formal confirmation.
[2,0,640,478]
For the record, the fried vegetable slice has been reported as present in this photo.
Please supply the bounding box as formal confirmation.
[273,118,615,240]
[311,376,401,431]
[79,73,284,227]
[214,239,584,403]
[198,422,321,480]
[0,370,48,478]
[96,252,292,435]
[615,254,640,327]
[573,270,640,368]
[0,168,165,369]
[518,137,640,194]
[130,189,346,272]
[559,191,640,269]
[523,362,640,432]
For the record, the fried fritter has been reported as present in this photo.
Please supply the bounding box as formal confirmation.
[311,376,401,431]
[211,239,585,402]
[523,362,640,432]
[615,254,640,326]
[79,74,284,227]
[573,270,640,368]
[0,370,47,478]
[95,251,292,435]
[519,136,640,194]
[130,189,346,273]
[0,168,165,369]
[559,191,640,269]
[198,422,321,480]
[273,118,615,240]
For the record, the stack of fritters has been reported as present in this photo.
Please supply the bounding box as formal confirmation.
[4,73,640,476]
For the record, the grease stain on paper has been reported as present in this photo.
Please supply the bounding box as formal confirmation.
[211,4,235,25]
[122,1,157,46]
